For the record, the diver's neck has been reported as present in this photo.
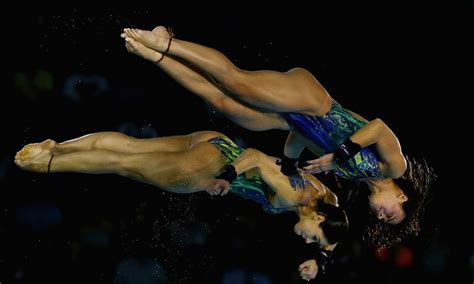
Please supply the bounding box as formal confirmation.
[364,178,395,194]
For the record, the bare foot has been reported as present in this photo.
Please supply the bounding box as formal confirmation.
[14,139,56,173]
[122,26,171,53]
[122,36,162,62]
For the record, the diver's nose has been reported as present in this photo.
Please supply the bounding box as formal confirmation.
[377,211,384,220]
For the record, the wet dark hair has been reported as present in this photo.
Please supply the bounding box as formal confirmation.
[361,157,436,248]
[317,202,349,245]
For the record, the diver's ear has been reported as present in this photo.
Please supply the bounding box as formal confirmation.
[397,193,408,202]
[315,214,325,223]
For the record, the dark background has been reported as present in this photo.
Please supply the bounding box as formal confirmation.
[1,6,472,283]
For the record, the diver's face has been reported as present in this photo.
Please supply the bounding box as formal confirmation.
[294,212,329,247]
[369,188,407,225]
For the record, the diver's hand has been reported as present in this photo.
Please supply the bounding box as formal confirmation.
[298,259,318,281]
[303,153,335,174]
[206,179,230,196]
